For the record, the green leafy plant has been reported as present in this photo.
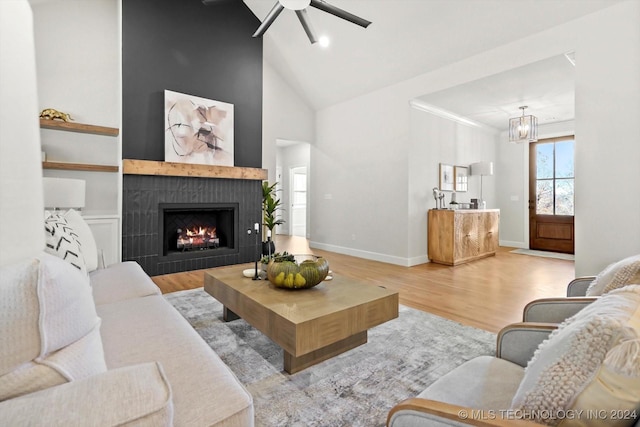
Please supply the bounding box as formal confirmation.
[262,181,285,234]
[260,251,295,264]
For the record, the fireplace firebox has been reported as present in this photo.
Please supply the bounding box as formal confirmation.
[159,203,239,261]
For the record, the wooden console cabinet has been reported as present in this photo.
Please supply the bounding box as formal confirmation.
[428,209,500,266]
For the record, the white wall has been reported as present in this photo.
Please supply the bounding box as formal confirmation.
[311,88,411,265]
[32,0,120,216]
[310,1,640,270]
[262,58,315,183]
[573,2,640,275]
[409,109,497,264]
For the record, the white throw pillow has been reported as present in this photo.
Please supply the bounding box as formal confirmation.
[586,254,640,296]
[511,285,640,426]
[0,254,106,401]
[64,209,99,272]
[44,213,88,277]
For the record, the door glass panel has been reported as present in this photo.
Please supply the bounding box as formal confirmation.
[555,140,575,178]
[536,143,554,179]
[293,173,306,191]
[292,173,306,205]
[555,179,575,215]
[536,180,553,214]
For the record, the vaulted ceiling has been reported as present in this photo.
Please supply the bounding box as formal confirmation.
[243,0,622,122]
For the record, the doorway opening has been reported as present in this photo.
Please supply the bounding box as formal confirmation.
[275,139,311,238]
[528,136,575,254]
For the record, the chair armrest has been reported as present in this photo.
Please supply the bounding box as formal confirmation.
[387,398,542,426]
[566,276,596,297]
[496,323,557,367]
[523,297,597,323]
[0,362,173,426]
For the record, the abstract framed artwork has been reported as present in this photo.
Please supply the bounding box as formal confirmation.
[164,90,234,166]
[454,165,468,192]
[439,163,454,192]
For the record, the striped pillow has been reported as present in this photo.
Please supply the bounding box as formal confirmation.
[44,213,87,277]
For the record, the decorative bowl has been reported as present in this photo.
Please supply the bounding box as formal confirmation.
[266,254,330,290]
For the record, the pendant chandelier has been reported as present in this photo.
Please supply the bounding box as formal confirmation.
[509,106,538,143]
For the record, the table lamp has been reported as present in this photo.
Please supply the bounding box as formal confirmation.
[43,177,86,211]
[470,161,493,209]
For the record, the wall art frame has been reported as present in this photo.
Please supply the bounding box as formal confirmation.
[439,163,454,192]
[164,90,234,167]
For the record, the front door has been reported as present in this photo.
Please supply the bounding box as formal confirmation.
[529,136,575,254]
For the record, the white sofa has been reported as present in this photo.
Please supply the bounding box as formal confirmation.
[0,259,254,426]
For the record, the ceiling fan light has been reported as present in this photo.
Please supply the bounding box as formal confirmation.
[509,106,538,143]
[318,35,330,48]
[279,0,311,10]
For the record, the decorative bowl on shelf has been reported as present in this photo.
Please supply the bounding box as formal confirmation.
[266,254,330,290]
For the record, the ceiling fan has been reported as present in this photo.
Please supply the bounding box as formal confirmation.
[203,0,371,44]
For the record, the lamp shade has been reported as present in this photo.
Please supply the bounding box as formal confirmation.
[43,178,86,209]
[470,161,494,176]
[0,0,45,267]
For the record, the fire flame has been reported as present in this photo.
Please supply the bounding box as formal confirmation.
[185,226,216,238]
[177,226,218,249]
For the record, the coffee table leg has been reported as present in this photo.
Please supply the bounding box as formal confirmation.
[283,331,368,374]
[223,306,240,322]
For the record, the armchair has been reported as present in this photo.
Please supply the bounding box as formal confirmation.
[566,276,595,297]
[388,286,640,427]
[387,323,556,427]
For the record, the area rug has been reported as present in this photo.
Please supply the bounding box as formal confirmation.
[510,248,575,261]
[165,288,495,427]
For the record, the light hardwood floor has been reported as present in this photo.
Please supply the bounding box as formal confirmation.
[151,236,575,333]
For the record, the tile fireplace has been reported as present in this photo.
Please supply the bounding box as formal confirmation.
[123,173,262,276]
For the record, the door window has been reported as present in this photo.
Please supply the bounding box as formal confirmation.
[535,138,575,216]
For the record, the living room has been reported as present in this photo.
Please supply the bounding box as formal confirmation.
[25,0,639,276]
[2,0,639,425]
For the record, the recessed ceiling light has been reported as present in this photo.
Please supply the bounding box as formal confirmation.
[318,36,330,48]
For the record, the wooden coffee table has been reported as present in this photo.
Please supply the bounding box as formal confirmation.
[204,264,399,374]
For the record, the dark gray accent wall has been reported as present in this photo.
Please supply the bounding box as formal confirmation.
[122,0,263,167]
[121,0,264,274]
[123,175,262,276]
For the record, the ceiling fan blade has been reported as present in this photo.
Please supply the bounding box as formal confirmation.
[295,9,318,44]
[252,2,285,38]
[309,0,371,28]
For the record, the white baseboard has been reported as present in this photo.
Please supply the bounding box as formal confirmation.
[500,240,528,249]
[309,241,427,267]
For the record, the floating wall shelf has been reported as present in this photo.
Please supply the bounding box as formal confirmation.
[42,161,119,173]
[39,119,119,137]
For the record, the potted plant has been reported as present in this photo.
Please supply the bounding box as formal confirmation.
[262,181,285,256]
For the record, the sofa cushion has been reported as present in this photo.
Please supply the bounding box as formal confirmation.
[0,362,173,427]
[0,254,106,401]
[419,356,524,410]
[90,261,161,306]
[511,285,640,426]
[586,254,640,296]
[97,294,253,426]
[63,209,99,272]
[43,213,87,276]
